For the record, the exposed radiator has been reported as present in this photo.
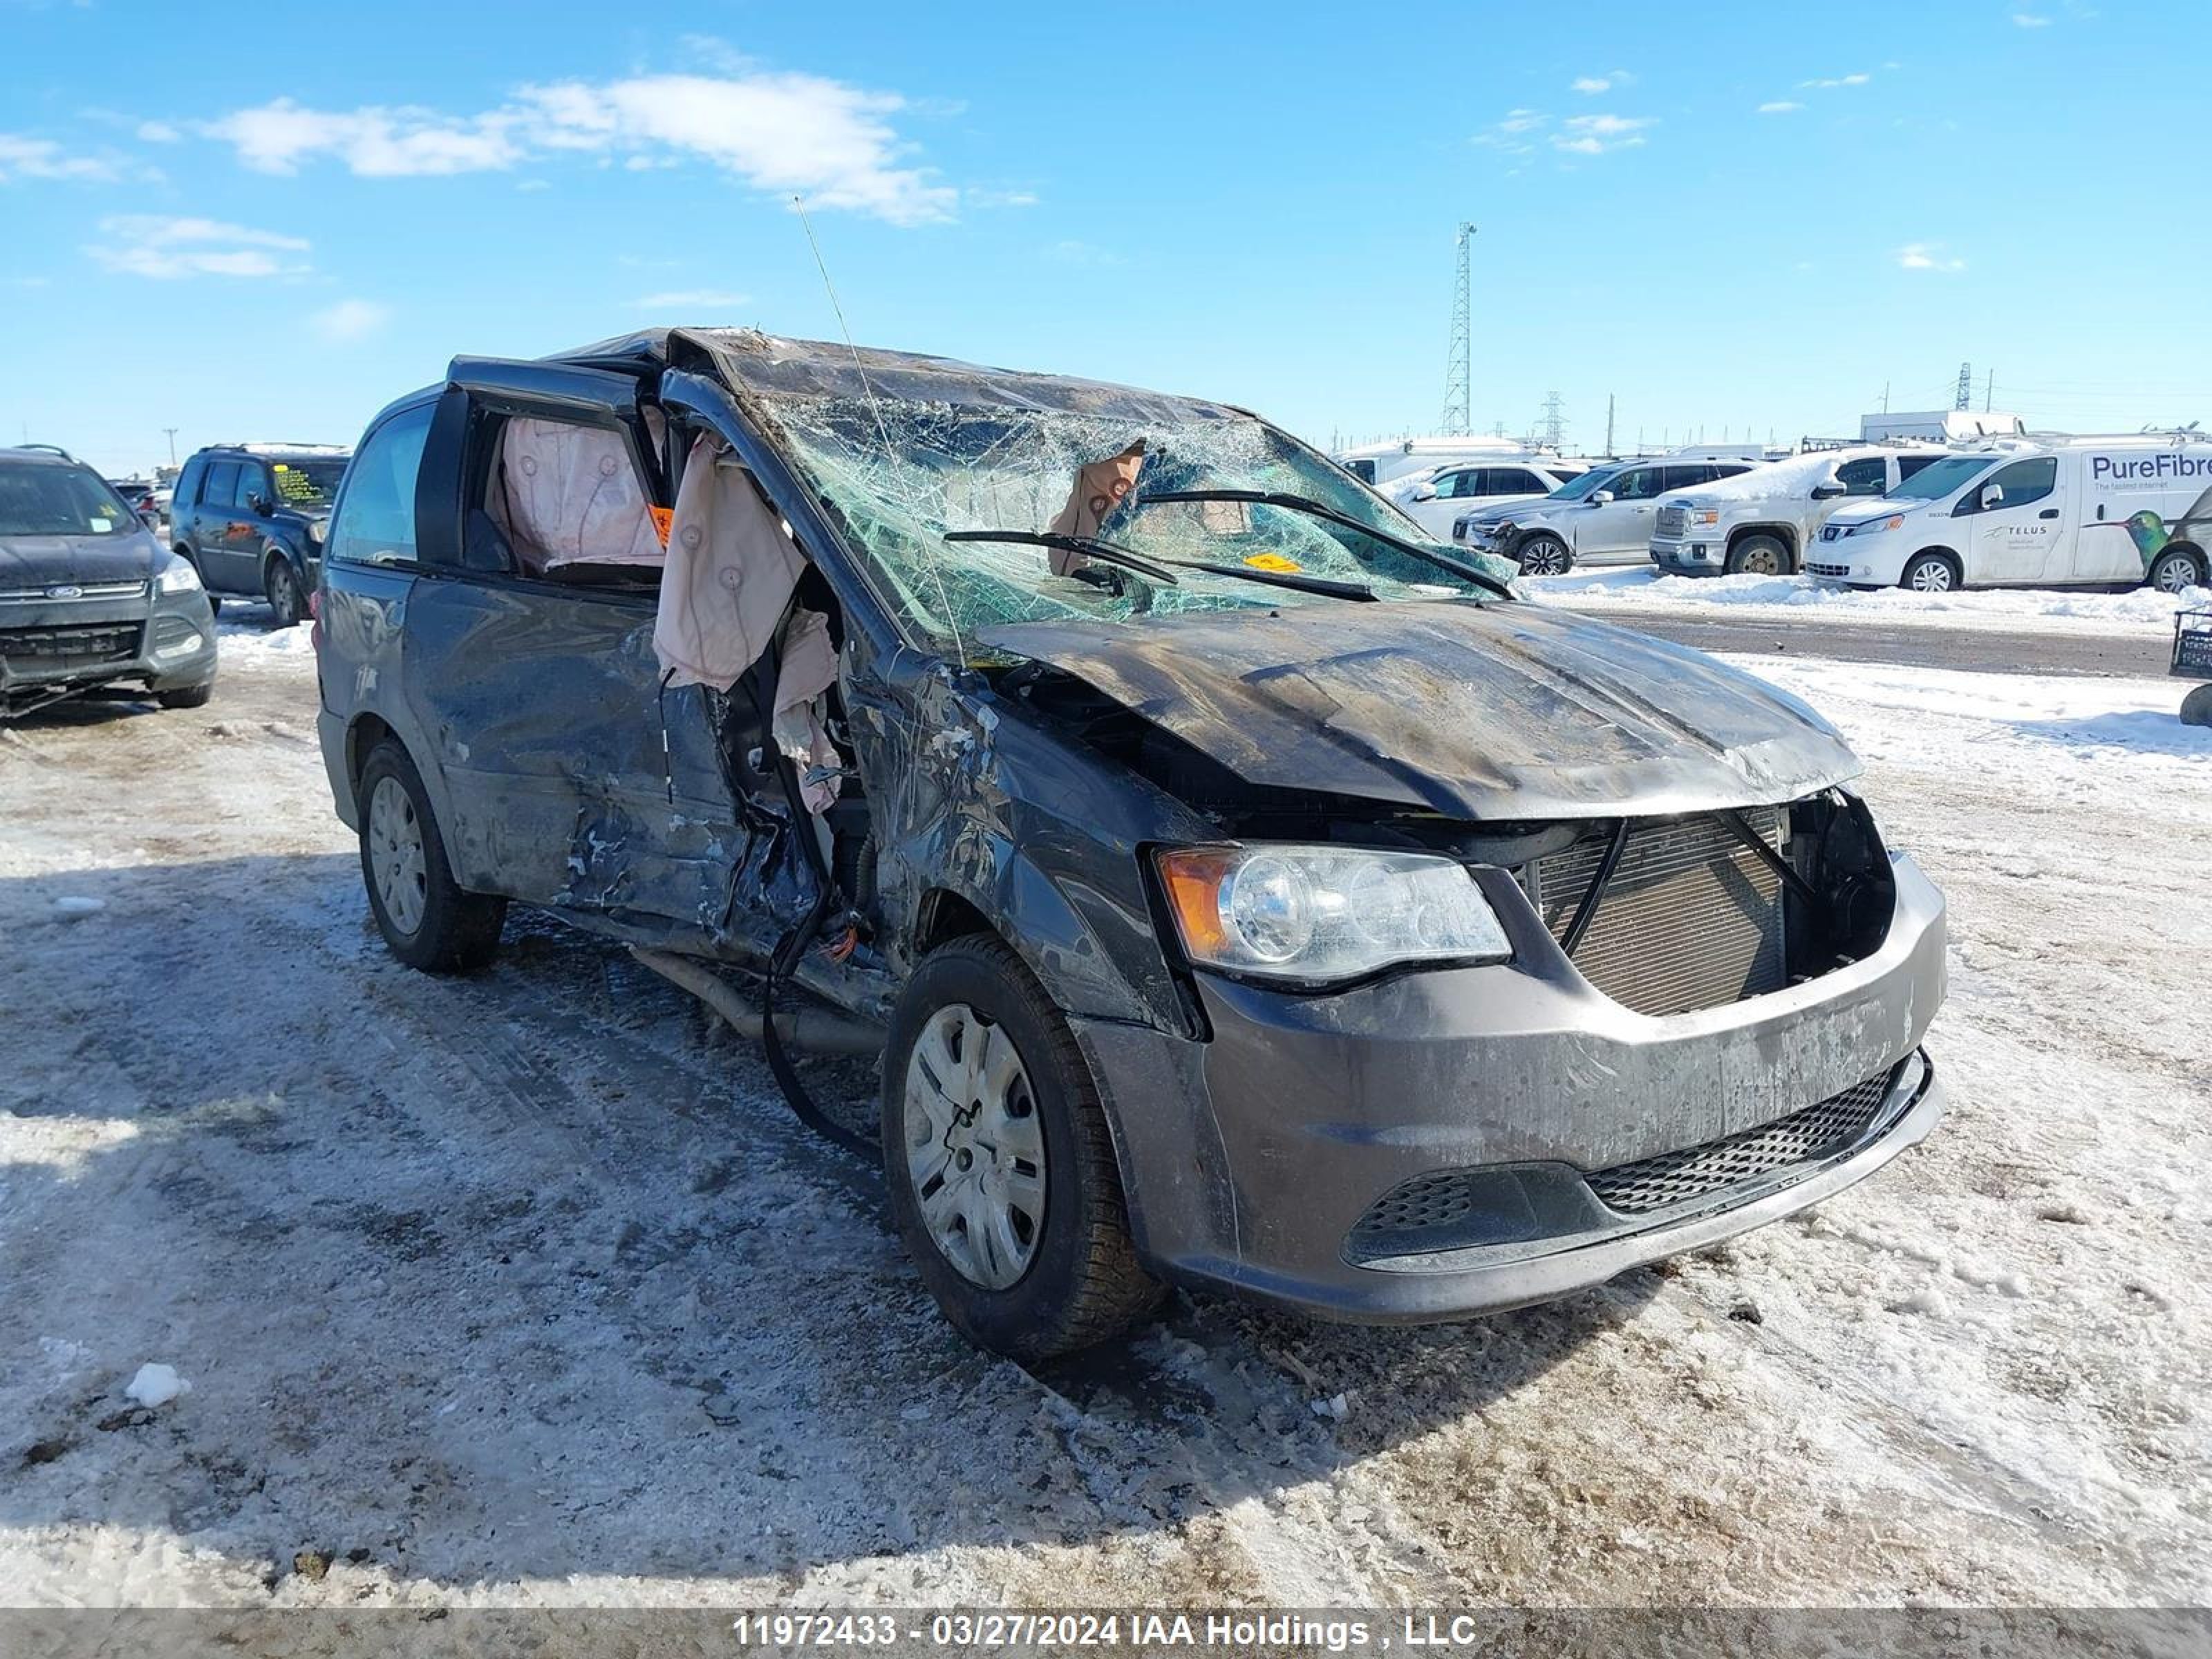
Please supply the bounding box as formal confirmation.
[1535,807,1787,1017]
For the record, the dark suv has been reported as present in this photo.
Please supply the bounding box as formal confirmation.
[315,330,1945,1360]
[1,445,216,715]
[171,443,349,625]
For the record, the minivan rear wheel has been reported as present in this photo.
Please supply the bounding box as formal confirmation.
[2148,548,2204,594]
[356,740,506,973]
[1517,533,1572,576]
[881,935,1165,1360]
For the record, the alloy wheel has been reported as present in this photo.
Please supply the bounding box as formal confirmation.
[1909,561,1954,593]
[367,776,429,937]
[901,1003,1046,1291]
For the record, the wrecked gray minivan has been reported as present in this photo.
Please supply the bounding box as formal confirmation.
[315,329,1947,1358]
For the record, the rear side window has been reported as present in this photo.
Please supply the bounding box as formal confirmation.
[1612,466,1667,500]
[1895,454,1942,482]
[327,404,433,566]
[1492,469,1546,494]
[1837,457,1887,496]
[231,462,269,508]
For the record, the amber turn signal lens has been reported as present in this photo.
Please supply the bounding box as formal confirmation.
[1154,847,1237,959]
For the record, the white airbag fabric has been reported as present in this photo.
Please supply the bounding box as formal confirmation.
[653,435,803,691]
[497,417,663,570]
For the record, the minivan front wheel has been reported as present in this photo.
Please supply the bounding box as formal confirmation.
[356,741,506,973]
[882,935,1164,1360]
[1517,532,1572,576]
[1900,553,1960,594]
[264,556,306,628]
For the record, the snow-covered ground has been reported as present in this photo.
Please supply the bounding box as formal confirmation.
[1527,565,2212,635]
[1,622,2206,1609]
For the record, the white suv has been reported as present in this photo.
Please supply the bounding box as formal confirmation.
[1395,459,1584,541]
[1649,447,1950,577]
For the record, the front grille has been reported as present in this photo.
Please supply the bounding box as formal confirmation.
[0,621,143,668]
[0,581,148,605]
[1807,561,1850,578]
[1534,809,1786,1018]
[1585,1065,1901,1215]
[1656,505,1690,537]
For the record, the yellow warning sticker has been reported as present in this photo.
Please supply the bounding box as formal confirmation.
[1242,552,1304,572]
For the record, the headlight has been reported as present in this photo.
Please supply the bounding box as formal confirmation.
[1690,508,1721,527]
[1849,516,1905,536]
[153,556,202,594]
[308,520,327,546]
[1154,844,1510,984]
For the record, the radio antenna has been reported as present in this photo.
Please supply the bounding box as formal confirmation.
[793,194,965,666]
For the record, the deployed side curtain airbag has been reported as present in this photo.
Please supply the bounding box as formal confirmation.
[773,608,842,815]
[653,435,804,691]
[1044,440,1146,574]
[498,416,664,570]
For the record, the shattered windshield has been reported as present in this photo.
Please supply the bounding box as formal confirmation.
[756,392,1518,652]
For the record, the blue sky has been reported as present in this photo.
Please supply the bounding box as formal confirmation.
[1,0,2204,476]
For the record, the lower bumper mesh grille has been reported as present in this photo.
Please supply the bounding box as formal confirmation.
[1535,808,1787,1017]
[0,621,142,670]
[1585,1065,1901,1215]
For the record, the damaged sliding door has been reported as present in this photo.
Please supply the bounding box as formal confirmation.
[399,367,744,935]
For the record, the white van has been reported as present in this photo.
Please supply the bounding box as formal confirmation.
[1336,435,1539,489]
[1809,442,2212,594]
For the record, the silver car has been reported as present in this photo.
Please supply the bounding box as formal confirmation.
[1457,457,1760,574]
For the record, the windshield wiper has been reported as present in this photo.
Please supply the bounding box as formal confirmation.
[1137,488,1515,599]
[944,528,1376,601]
[944,528,1180,585]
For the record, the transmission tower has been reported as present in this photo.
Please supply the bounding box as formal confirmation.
[1541,390,1566,449]
[1954,362,1974,411]
[1440,221,1476,436]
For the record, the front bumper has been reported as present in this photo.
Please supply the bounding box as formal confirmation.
[1081,852,1948,1323]
[0,588,218,707]
[1649,532,1725,573]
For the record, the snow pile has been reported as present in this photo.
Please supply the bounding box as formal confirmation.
[216,616,315,670]
[123,1363,191,1408]
[1660,449,1857,500]
[1528,565,2212,631]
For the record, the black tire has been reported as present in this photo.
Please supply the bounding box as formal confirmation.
[1899,552,1960,594]
[881,934,1165,1360]
[264,555,307,628]
[156,681,215,710]
[2148,548,2204,595]
[1517,532,1573,576]
[356,740,506,973]
[1725,533,1790,577]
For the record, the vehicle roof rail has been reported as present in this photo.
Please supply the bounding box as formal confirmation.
[10,442,76,460]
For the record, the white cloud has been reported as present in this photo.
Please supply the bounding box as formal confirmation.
[1897,241,1966,272]
[1799,72,1873,88]
[1553,113,1653,155]
[966,186,1039,209]
[308,299,391,341]
[87,215,310,279]
[1758,100,1804,114]
[1570,76,1611,95]
[2012,11,2052,24]
[631,288,751,310]
[0,133,122,182]
[135,120,182,143]
[199,62,964,225]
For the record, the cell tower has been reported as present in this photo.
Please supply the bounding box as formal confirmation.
[1441,221,1476,436]
[1541,390,1566,449]
[1954,362,1974,412]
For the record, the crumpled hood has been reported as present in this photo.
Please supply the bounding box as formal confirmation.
[981,600,1862,819]
[0,529,160,591]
